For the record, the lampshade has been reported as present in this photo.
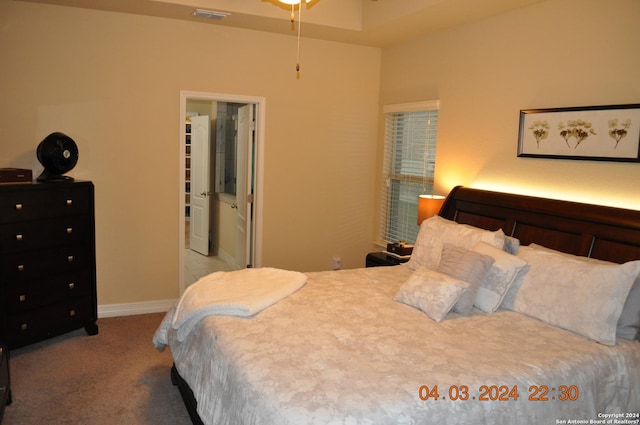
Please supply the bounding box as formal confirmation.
[417,195,445,224]
[278,0,311,4]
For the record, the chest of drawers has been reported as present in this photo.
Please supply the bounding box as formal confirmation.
[0,181,98,349]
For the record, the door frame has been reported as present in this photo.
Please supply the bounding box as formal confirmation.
[178,90,266,294]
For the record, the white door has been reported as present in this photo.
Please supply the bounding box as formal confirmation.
[190,115,211,255]
[235,105,253,268]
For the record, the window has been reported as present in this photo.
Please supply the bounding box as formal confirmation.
[379,100,439,245]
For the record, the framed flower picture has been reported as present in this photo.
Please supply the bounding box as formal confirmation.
[517,104,640,162]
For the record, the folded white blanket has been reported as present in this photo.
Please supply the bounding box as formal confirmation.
[153,267,307,350]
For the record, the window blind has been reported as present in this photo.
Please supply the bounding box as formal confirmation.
[379,101,439,245]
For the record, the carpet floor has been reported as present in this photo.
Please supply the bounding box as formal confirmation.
[3,313,193,425]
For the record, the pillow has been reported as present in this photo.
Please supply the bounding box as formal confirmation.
[620,281,640,341]
[394,267,470,322]
[471,241,529,313]
[506,245,640,345]
[436,244,495,315]
[405,215,506,271]
[527,244,640,341]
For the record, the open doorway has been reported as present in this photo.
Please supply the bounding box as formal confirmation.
[178,91,265,294]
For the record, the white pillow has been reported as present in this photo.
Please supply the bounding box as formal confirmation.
[394,267,470,322]
[436,244,495,315]
[506,245,640,345]
[405,215,506,271]
[620,281,640,341]
[527,244,640,341]
[472,242,529,313]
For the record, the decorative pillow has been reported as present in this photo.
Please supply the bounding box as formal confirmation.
[471,242,529,313]
[506,245,640,345]
[436,244,495,315]
[527,244,640,341]
[620,281,640,341]
[394,267,470,322]
[405,215,506,271]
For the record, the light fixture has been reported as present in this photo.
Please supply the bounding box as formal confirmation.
[417,195,445,225]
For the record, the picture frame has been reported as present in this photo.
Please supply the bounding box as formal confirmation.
[517,104,640,162]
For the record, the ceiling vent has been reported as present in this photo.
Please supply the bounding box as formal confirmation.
[192,9,230,20]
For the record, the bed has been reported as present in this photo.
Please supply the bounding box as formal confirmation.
[154,186,640,425]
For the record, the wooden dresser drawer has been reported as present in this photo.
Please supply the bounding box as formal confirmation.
[0,245,92,283]
[5,298,95,348]
[0,216,92,253]
[5,270,93,314]
[0,184,92,224]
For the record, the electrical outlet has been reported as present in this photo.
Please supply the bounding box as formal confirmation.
[332,256,341,270]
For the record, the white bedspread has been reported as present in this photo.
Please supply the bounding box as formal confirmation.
[161,266,640,425]
[153,267,307,348]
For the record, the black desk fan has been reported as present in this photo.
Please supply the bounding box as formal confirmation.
[36,132,79,182]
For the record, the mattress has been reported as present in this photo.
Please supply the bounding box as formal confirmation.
[163,266,640,425]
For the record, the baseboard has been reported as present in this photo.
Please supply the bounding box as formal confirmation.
[98,299,176,318]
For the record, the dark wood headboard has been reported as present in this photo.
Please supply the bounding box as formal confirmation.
[439,186,640,264]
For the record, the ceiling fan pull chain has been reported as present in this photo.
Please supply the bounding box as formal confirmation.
[296,2,302,73]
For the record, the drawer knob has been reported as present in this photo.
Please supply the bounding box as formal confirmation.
[15,203,23,211]
[19,294,26,302]
[20,323,28,331]
[16,234,23,241]
[67,255,74,262]
[69,282,75,289]
[66,227,73,234]
[17,264,25,272]
[69,309,76,317]
[66,199,73,206]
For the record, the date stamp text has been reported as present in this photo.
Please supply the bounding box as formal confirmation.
[418,384,579,401]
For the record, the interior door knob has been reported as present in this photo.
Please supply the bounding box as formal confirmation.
[230,203,238,209]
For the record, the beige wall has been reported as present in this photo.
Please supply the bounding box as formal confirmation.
[3,0,638,310]
[378,0,640,215]
[0,0,381,306]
